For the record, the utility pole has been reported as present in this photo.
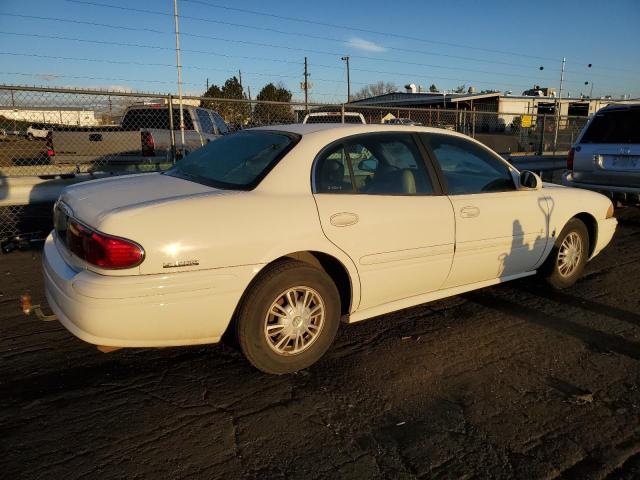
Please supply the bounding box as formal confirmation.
[238,70,243,93]
[172,0,185,149]
[341,56,350,103]
[304,56,309,112]
[553,56,566,152]
[206,77,209,91]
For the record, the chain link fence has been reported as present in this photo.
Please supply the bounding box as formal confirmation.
[1,84,590,244]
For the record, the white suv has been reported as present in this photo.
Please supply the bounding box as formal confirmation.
[26,123,50,140]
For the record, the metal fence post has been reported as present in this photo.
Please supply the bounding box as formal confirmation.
[168,94,176,163]
[538,115,546,155]
[471,107,476,138]
[340,104,345,124]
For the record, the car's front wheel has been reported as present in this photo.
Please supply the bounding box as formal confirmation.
[235,259,341,374]
[541,218,589,289]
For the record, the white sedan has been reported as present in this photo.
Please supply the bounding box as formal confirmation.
[42,124,617,373]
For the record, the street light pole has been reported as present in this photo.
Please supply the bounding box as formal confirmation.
[304,56,309,113]
[172,0,185,150]
[553,57,566,152]
[341,56,350,103]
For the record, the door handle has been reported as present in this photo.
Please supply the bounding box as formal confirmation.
[460,206,480,218]
[330,212,359,227]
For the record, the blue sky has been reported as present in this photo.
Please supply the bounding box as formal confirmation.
[0,0,639,102]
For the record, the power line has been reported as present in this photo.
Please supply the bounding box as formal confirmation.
[0,29,572,85]
[0,50,538,94]
[0,71,346,98]
[0,42,611,96]
[0,13,167,35]
[179,0,640,75]
[4,11,549,73]
[179,0,559,62]
[27,5,635,84]
[0,52,354,85]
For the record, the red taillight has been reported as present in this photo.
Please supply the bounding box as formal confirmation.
[567,147,575,171]
[46,131,55,157]
[141,131,155,157]
[67,220,143,269]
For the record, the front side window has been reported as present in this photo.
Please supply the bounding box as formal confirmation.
[315,133,433,195]
[212,112,229,134]
[423,134,515,195]
[166,130,298,190]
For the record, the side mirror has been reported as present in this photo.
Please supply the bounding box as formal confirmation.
[520,170,542,190]
[358,158,378,172]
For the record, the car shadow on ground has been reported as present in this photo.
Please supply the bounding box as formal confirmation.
[512,282,640,328]
[465,289,640,361]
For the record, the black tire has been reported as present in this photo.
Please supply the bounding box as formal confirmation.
[236,259,340,374]
[541,218,589,289]
[27,133,34,141]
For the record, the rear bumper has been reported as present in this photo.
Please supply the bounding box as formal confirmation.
[563,171,640,202]
[42,233,258,348]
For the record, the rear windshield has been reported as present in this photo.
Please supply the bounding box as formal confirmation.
[121,108,194,131]
[581,108,640,144]
[165,130,299,190]
[306,115,363,124]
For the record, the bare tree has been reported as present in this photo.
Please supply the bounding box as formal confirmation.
[351,81,398,100]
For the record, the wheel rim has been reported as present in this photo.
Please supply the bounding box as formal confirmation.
[264,286,325,356]
[557,231,583,278]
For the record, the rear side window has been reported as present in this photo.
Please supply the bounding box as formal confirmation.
[196,109,214,134]
[424,133,515,195]
[581,108,640,144]
[315,133,433,195]
[121,108,194,131]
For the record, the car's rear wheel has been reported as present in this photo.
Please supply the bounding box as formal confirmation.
[235,259,340,374]
[541,218,589,289]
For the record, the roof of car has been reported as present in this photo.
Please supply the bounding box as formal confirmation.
[598,102,640,112]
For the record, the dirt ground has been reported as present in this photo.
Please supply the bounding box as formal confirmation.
[1,208,640,479]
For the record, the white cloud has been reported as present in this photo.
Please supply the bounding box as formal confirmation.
[34,73,62,82]
[347,37,387,53]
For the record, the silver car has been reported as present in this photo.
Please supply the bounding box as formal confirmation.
[563,104,640,205]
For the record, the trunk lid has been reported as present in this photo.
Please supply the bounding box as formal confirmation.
[59,173,213,227]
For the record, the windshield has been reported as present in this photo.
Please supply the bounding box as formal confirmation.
[165,130,299,190]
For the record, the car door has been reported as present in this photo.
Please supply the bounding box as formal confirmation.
[421,133,549,288]
[312,132,455,311]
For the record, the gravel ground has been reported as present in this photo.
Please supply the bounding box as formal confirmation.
[1,207,640,479]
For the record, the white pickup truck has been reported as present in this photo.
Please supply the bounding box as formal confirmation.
[47,104,229,165]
